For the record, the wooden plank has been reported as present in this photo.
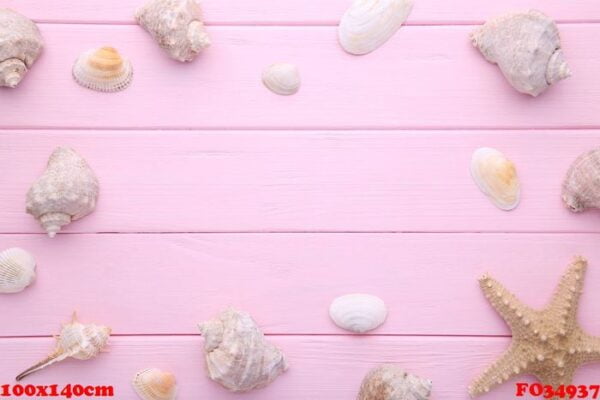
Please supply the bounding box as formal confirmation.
[0,233,599,337]
[1,24,600,129]
[3,131,600,234]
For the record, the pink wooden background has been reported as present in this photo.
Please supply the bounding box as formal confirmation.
[1,0,600,399]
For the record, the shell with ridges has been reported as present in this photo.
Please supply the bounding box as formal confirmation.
[470,147,520,211]
[562,148,600,212]
[357,365,433,400]
[0,248,36,294]
[72,46,133,92]
[329,293,388,333]
[262,63,301,96]
[133,368,177,400]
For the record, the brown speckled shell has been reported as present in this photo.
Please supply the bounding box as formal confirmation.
[562,148,600,212]
[357,365,432,400]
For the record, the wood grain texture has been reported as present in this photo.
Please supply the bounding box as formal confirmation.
[1,25,600,129]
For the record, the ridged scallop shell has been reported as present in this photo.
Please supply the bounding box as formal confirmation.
[72,47,133,92]
[262,63,301,96]
[133,368,177,400]
[198,308,288,392]
[470,147,520,211]
[471,10,571,96]
[562,148,600,212]
[0,9,44,88]
[358,365,433,400]
[26,147,99,238]
[329,293,388,333]
[0,248,36,294]
[338,0,414,55]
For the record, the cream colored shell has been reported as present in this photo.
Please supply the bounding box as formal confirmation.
[133,368,177,400]
[262,63,301,95]
[358,365,433,400]
[470,147,520,211]
[0,248,36,294]
[72,47,133,92]
[562,148,600,212]
[329,293,388,333]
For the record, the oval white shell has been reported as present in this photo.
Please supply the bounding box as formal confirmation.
[0,248,36,294]
[329,293,388,333]
[72,46,133,92]
[470,147,520,211]
[562,148,600,212]
[338,0,414,55]
[133,368,177,400]
[358,365,432,400]
[262,63,301,96]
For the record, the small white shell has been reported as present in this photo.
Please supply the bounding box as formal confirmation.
[0,248,36,294]
[262,63,301,96]
[470,147,520,211]
[329,293,388,333]
[133,368,177,400]
[72,46,133,92]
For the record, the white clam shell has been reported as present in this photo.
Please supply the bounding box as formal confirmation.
[0,248,36,294]
[133,368,177,400]
[470,147,520,211]
[329,293,388,333]
[72,46,133,92]
[338,0,414,55]
[262,63,301,96]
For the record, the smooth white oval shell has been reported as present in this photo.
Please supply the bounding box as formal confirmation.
[338,0,414,55]
[0,248,36,294]
[133,368,177,400]
[329,293,388,333]
[262,63,301,96]
[470,147,520,211]
[72,46,133,92]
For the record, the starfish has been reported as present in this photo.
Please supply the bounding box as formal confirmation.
[469,256,600,399]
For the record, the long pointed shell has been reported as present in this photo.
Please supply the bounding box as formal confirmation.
[470,147,520,211]
[357,365,433,400]
[0,9,43,88]
[262,63,301,96]
[133,369,177,400]
[562,148,600,212]
[0,248,36,294]
[329,293,388,333]
[338,0,414,55]
[72,47,133,92]
[26,147,99,237]
[198,308,288,392]
[136,0,211,62]
[471,10,570,96]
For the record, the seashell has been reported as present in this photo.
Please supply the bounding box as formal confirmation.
[470,147,520,211]
[329,293,388,333]
[471,10,571,96]
[262,63,301,96]
[357,365,433,400]
[0,248,36,294]
[198,308,288,392]
[72,47,133,92]
[133,368,177,400]
[562,148,600,212]
[338,0,414,55]
[26,147,99,238]
[0,9,43,88]
[16,313,110,381]
[136,0,211,62]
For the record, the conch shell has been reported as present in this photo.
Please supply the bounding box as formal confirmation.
[0,248,36,294]
[16,313,111,381]
[198,308,288,392]
[338,0,414,55]
[562,148,600,212]
[470,147,520,211]
[26,147,99,237]
[357,365,433,400]
[72,46,133,92]
[329,293,388,333]
[0,9,43,88]
[135,0,211,62]
[471,10,571,96]
[133,368,177,400]
[262,63,301,96]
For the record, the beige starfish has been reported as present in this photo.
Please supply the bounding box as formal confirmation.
[469,256,600,399]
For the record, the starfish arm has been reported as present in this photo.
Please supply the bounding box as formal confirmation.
[532,367,577,400]
[469,345,525,397]
[578,332,600,363]
[547,257,587,328]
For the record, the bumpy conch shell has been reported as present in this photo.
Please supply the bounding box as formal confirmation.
[135,0,211,62]
[329,293,388,333]
[72,47,132,92]
[470,147,520,211]
[16,313,111,381]
[471,10,571,96]
[357,365,433,400]
[133,368,178,400]
[26,147,99,238]
[338,0,414,55]
[0,9,43,88]
[0,248,36,294]
[262,63,301,96]
[562,148,600,212]
[198,308,288,392]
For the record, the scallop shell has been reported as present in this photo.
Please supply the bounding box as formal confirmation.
[470,147,520,211]
[471,10,571,96]
[329,293,388,333]
[133,368,177,400]
[136,0,211,62]
[338,0,414,55]
[26,147,99,237]
[0,248,36,294]
[262,63,301,96]
[198,308,288,392]
[16,313,111,381]
[358,365,433,400]
[72,46,133,92]
[562,148,600,212]
[0,9,44,88]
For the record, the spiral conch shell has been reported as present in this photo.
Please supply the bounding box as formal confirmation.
[357,365,433,400]
[16,313,111,381]
[329,293,388,333]
[136,0,211,62]
[0,9,43,88]
[198,308,288,392]
[262,63,301,96]
[470,147,520,211]
[0,248,36,294]
[562,148,600,212]
[26,147,99,237]
[133,368,178,400]
[471,10,571,96]
[73,47,133,92]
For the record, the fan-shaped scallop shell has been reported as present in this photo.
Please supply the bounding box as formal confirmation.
[262,63,301,95]
[133,368,177,400]
[329,293,388,333]
[72,46,133,92]
[470,147,520,211]
[562,148,600,212]
[0,248,36,294]
[357,365,433,400]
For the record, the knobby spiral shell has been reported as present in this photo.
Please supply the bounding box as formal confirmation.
[562,148,600,212]
[357,365,433,400]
